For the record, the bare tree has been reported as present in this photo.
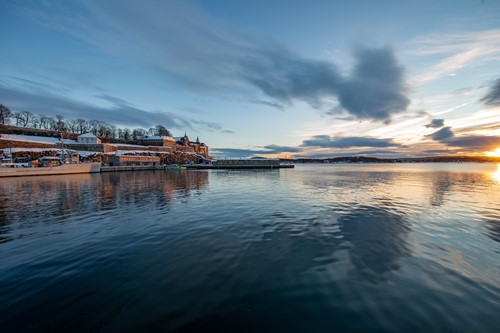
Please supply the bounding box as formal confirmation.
[155,124,172,137]
[89,120,100,135]
[14,111,34,127]
[67,119,78,132]
[123,128,131,141]
[0,104,12,124]
[132,128,147,140]
[13,112,23,126]
[75,119,88,134]
[54,115,66,132]
[38,114,49,129]
[29,114,41,129]
[109,125,117,139]
[46,116,56,130]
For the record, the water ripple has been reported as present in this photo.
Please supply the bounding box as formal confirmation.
[1,165,500,332]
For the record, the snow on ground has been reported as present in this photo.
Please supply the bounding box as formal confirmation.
[78,151,100,157]
[105,143,143,148]
[0,134,76,144]
[109,149,164,156]
[9,148,62,153]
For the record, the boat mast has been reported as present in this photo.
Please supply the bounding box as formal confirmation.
[60,132,66,163]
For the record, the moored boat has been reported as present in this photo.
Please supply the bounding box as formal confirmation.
[165,164,186,171]
[0,162,101,177]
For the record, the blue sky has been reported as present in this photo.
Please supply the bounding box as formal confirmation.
[1,0,500,158]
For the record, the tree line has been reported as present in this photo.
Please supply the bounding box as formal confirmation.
[0,104,173,141]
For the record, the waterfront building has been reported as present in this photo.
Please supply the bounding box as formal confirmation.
[136,135,176,148]
[77,133,101,144]
[108,154,160,166]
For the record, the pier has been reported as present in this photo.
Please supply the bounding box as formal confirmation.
[186,164,294,170]
[100,165,165,172]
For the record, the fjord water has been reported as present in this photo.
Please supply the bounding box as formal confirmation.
[1,164,499,332]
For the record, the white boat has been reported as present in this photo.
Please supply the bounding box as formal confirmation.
[0,162,101,177]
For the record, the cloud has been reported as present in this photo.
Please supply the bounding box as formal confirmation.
[249,99,287,112]
[294,149,404,159]
[262,144,302,153]
[409,29,500,85]
[211,148,264,158]
[0,80,227,133]
[442,136,500,151]
[95,94,133,107]
[241,46,409,121]
[335,47,410,122]
[428,127,454,140]
[191,119,233,133]
[18,1,410,122]
[425,118,445,128]
[427,126,500,151]
[212,144,302,158]
[301,135,405,148]
[481,78,500,106]
[421,149,453,154]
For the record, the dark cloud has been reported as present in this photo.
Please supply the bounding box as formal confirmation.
[425,118,445,128]
[0,82,230,133]
[262,144,302,153]
[212,144,302,158]
[481,78,500,106]
[241,46,409,121]
[356,149,404,155]
[428,127,454,140]
[294,150,404,159]
[421,149,453,154]
[301,135,405,148]
[443,136,500,151]
[427,126,500,151]
[20,1,410,122]
[335,47,409,122]
[211,148,264,158]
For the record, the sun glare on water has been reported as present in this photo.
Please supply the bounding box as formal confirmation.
[492,164,500,183]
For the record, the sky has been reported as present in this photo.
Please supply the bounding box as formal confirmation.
[2,0,500,158]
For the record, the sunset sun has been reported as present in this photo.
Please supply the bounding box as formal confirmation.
[485,148,500,157]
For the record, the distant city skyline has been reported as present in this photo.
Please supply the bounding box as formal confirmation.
[1,0,500,158]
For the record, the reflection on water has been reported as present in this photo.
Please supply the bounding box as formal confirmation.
[0,171,208,243]
[492,163,500,183]
[429,173,454,206]
[1,164,500,332]
[339,205,411,281]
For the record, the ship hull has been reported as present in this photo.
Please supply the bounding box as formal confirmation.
[0,163,101,177]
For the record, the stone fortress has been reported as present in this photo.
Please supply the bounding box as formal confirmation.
[0,124,209,165]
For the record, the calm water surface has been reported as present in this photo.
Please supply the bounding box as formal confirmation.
[1,163,500,332]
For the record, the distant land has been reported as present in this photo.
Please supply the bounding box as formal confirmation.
[276,155,500,164]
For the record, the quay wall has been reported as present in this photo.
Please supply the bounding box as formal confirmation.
[56,143,104,152]
[0,138,56,149]
[101,165,165,172]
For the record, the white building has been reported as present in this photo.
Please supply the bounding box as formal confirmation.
[77,133,101,144]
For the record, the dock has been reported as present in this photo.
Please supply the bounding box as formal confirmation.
[186,164,294,169]
[100,165,165,172]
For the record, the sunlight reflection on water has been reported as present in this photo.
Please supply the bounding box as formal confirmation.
[492,164,500,183]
